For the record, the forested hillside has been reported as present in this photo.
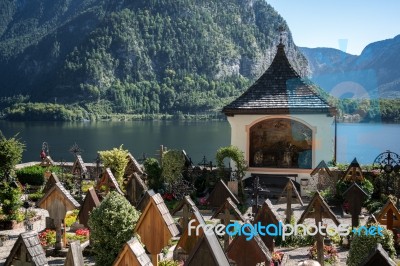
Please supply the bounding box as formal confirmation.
[0,0,308,120]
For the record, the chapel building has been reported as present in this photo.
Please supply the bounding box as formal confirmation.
[222,42,336,181]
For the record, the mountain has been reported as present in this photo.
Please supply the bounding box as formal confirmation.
[0,0,309,119]
[300,35,400,98]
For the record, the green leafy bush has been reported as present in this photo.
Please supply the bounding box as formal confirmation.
[144,157,162,190]
[335,179,373,203]
[16,165,56,185]
[65,210,79,227]
[0,182,22,221]
[158,260,181,266]
[99,145,129,188]
[162,150,185,184]
[88,191,141,266]
[347,224,395,266]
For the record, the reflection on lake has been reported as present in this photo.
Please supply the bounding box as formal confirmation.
[0,120,399,165]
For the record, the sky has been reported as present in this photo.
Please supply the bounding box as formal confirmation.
[266,0,400,55]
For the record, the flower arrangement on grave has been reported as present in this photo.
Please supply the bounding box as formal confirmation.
[162,192,175,201]
[308,244,338,264]
[39,229,56,248]
[270,251,284,265]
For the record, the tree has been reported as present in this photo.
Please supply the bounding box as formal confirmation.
[162,150,185,184]
[88,191,140,266]
[216,145,247,199]
[99,145,129,187]
[143,157,162,191]
[0,131,25,181]
[0,182,22,221]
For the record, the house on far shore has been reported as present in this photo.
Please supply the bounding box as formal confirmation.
[222,39,336,193]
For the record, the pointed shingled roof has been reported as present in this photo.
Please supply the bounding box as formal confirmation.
[125,153,144,176]
[4,231,48,266]
[134,191,179,254]
[223,43,335,115]
[310,160,333,177]
[43,172,60,194]
[113,237,153,266]
[207,179,240,208]
[298,191,339,226]
[211,197,246,222]
[38,182,80,211]
[184,208,230,266]
[96,168,123,195]
[341,158,365,182]
[72,155,87,175]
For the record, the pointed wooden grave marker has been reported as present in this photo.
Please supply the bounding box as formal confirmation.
[4,231,48,266]
[376,200,400,233]
[126,173,148,205]
[71,155,88,177]
[96,168,123,195]
[311,160,333,190]
[134,191,179,265]
[136,189,152,212]
[64,241,84,266]
[43,172,60,194]
[343,182,368,227]
[124,153,144,178]
[253,199,281,252]
[210,197,245,250]
[78,187,100,228]
[184,212,230,266]
[360,243,396,266]
[341,158,364,182]
[113,237,153,266]
[226,222,272,266]
[276,179,303,222]
[298,191,340,266]
[172,195,197,230]
[40,156,55,167]
[38,182,80,250]
[207,179,240,209]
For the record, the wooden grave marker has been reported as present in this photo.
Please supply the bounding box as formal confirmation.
[207,179,240,209]
[37,182,80,250]
[226,222,272,266]
[113,237,153,266]
[124,153,144,178]
[276,179,304,222]
[64,241,84,266]
[310,160,333,190]
[126,172,148,206]
[40,156,55,167]
[172,195,197,230]
[43,172,60,194]
[360,243,396,266]
[210,197,245,250]
[134,191,179,264]
[342,182,369,227]
[4,231,48,266]
[96,168,123,195]
[298,191,340,266]
[71,155,88,177]
[341,158,364,182]
[184,210,230,266]
[376,199,400,233]
[253,199,281,252]
[78,187,100,228]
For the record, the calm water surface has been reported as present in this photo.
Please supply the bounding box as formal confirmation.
[0,120,399,165]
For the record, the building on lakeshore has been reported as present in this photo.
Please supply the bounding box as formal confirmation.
[222,41,336,189]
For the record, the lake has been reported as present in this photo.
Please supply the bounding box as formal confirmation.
[0,120,399,165]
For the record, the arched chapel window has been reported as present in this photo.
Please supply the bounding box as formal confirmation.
[249,118,312,168]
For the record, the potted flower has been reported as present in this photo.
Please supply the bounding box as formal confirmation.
[270,251,284,266]
[308,244,338,265]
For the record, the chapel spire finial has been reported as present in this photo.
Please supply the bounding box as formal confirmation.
[278,25,285,45]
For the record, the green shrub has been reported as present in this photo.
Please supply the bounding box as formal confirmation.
[144,157,162,190]
[158,260,180,266]
[336,179,373,203]
[65,210,79,227]
[0,182,22,221]
[16,165,47,185]
[347,224,395,266]
[88,191,141,266]
[162,150,185,184]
